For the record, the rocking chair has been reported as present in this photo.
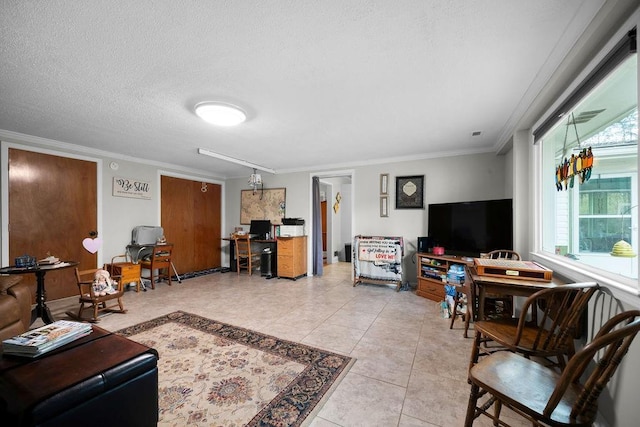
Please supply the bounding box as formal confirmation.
[66,267,127,323]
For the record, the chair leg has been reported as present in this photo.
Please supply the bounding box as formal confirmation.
[93,303,99,322]
[449,294,459,330]
[465,383,481,427]
[469,329,482,373]
[464,309,472,339]
[493,400,502,426]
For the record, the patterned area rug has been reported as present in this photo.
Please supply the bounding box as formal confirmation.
[116,311,354,426]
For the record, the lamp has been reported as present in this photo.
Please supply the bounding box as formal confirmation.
[611,204,637,257]
[194,102,246,126]
[248,168,263,194]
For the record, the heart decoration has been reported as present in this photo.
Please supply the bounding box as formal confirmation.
[82,237,103,254]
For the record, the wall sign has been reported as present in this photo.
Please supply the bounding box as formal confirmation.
[112,176,152,200]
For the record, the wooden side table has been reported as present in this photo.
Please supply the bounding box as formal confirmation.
[105,259,143,292]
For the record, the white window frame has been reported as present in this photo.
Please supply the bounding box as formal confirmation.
[573,173,637,258]
[531,18,640,305]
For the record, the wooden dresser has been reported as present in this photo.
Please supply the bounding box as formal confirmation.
[277,236,307,280]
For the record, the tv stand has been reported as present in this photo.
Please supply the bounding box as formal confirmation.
[416,252,473,301]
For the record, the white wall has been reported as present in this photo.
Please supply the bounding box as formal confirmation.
[0,137,223,267]
[225,152,507,284]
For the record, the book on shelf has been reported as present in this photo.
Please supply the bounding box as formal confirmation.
[2,320,92,357]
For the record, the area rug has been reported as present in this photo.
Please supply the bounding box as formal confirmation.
[116,311,354,426]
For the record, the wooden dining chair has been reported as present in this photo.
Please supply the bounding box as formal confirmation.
[234,234,260,275]
[140,244,174,289]
[465,310,640,426]
[449,279,473,338]
[66,267,127,323]
[469,282,599,372]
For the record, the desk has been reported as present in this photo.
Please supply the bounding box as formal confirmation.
[466,265,563,326]
[0,261,79,325]
[222,237,277,274]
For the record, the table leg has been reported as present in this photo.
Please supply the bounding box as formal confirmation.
[31,271,55,324]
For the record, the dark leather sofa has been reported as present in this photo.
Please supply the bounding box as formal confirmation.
[0,275,31,342]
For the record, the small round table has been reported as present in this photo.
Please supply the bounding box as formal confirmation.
[0,261,79,325]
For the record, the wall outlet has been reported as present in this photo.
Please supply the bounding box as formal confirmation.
[334,251,339,256]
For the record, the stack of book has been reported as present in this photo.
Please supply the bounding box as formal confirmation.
[38,256,60,265]
[2,320,92,358]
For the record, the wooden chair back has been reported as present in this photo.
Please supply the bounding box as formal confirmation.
[486,249,520,260]
[548,310,640,421]
[466,310,640,426]
[234,234,259,275]
[514,282,599,357]
[140,244,174,288]
[470,282,599,371]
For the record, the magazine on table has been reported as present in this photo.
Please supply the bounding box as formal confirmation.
[2,320,92,357]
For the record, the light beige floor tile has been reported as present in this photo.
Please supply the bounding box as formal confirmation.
[43,262,506,426]
[316,372,405,427]
[349,339,414,387]
[301,322,366,355]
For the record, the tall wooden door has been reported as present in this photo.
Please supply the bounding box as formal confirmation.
[8,148,97,300]
[160,176,221,274]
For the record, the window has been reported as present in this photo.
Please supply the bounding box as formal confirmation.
[537,31,638,282]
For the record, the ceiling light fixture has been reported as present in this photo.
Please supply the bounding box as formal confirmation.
[194,102,247,126]
[197,148,275,174]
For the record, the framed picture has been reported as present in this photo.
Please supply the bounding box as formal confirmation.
[240,188,286,224]
[380,174,389,195]
[380,196,389,217]
[395,175,424,209]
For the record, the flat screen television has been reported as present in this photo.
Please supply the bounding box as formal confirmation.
[249,220,271,239]
[427,198,513,257]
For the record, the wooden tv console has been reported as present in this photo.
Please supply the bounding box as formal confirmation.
[416,252,473,301]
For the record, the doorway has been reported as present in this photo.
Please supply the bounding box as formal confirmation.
[309,171,354,275]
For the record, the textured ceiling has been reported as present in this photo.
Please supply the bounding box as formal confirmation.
[0,1,606,178]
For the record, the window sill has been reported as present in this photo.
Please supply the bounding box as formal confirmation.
[531,251,640,308]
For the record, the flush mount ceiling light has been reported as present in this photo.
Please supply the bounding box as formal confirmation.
[194,102,246,126]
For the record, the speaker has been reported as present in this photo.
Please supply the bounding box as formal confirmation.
[417,237,432,253]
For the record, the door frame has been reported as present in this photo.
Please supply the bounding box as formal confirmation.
[1,140,103,266]
[308,169,355,276]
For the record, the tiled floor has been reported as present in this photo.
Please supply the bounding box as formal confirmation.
[46,262,528,426]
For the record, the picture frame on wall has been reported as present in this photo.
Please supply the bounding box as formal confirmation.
[380,196,389,217]
[395,175,424,209]
[380,173,389,195]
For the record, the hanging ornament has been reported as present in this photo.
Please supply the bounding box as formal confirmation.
[553,113,595,191]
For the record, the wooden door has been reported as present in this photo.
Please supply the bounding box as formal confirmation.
[160,176,221,274]
[8,148,97,300]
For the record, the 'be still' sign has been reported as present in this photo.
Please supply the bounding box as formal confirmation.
[113,176,151,200]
